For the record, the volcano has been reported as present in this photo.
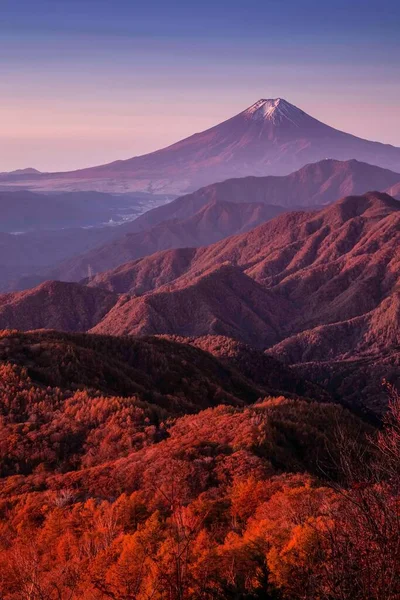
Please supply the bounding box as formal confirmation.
[2,98,400,194]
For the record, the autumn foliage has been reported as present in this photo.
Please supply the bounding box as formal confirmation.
[0,330,399,599]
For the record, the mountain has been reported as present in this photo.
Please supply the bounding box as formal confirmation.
[90,264,292,347]
[130,159,400,230]
[89,191,400,302]
[0,280,117,332]
[7,167,41,175]
[2,192,399,412]
[2,99,400,194]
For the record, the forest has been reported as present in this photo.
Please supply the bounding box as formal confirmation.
[0,330,399,599]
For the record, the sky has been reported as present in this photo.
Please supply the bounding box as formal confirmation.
[1,0,399,172]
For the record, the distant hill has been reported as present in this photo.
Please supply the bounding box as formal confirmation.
[7,167,41,175]
[47,200,286,282]
[131,158,400,231]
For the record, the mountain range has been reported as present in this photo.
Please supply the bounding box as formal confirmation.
[0,191,398,412]
[7,158,400,290]
[2,98,400,194]
[86,191,399,344]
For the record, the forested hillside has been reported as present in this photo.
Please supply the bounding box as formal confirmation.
[0,329,399,598]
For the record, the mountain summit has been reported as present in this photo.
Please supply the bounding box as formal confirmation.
[243,98,312,126]
[2,98,400,194]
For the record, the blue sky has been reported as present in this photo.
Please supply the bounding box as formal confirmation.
[1,0,399,171]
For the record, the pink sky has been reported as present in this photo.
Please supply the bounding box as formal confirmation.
[2,92,399,173]
[1,0,399,172]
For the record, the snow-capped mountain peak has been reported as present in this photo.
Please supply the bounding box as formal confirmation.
[243,98,309,126]
[4,97,400,195]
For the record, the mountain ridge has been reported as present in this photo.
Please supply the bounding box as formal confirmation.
[20,159,400,287]
[88,192,400,352]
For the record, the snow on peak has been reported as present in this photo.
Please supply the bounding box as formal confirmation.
[244,98,308,126]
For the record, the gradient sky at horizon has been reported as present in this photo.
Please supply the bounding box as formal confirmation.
[1,0,400,171]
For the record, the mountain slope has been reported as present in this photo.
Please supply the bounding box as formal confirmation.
[0,330,316,415]
[2,99,400,194]
[130,159,400,232]
[91,264,292,347]
[87,191,399,298]
[270,291,400,364]
[38,200,286,282]
[163,334,331,403]
[0,280,118,332]
[87,248,199,295]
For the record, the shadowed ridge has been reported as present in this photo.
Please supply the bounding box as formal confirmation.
[161,333,332,404]
[0,329,312,413]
